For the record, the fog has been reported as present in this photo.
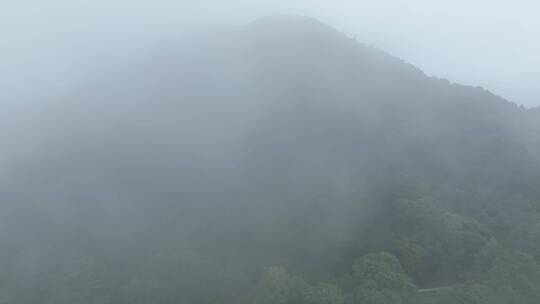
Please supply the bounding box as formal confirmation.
[1,2,540,304]
[3,0,539,107]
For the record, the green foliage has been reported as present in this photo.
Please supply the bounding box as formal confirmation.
[352,253,416,304]
[353,288,404,304]
[460,240,540,304]
[303,283,344,304]
[393,239,427,280]
[254,266,308,304]
[392,197,491,284]
[415,239,540,304]
[253,267,345,304]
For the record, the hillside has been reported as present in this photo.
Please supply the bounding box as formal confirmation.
[1,16,540,304]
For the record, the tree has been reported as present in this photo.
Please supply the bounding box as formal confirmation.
[457,239,540,304]
[352,252,416,304]
[303,283,344,304]
[254,266,308,304]
[392,197,491,284]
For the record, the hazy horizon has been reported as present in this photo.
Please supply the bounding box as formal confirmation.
[2,0,539,107]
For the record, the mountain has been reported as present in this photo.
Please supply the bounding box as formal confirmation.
[1,15,540,304]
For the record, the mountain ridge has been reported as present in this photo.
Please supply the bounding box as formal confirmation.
[1,16,540,304]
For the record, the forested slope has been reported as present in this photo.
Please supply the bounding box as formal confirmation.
[1,16,539,304]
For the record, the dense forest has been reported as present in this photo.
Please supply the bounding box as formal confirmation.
[1,16,540,303]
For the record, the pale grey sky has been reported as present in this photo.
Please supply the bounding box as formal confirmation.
[2,0,539,106]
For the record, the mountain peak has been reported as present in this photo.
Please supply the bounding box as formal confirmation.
[250,15,337,32]
[247,15,342,42]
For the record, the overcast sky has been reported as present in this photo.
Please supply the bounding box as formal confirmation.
[2,0,539,107]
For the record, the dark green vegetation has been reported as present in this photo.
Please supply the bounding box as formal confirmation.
[1,16,540,303]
